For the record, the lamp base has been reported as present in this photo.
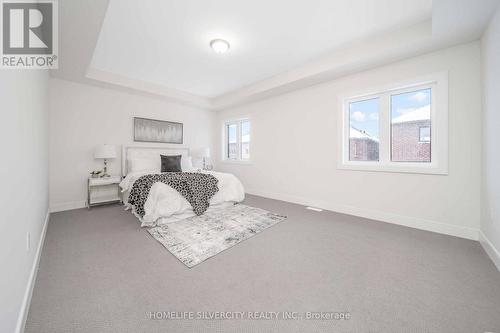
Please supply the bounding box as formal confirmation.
[100,159,111,177]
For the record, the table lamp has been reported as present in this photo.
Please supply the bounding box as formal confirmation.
[94,144,116,177]
[193,147,210,170]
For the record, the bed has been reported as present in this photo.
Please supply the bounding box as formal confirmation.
[119,145,245,227]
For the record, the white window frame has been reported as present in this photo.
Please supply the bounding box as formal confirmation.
[222,118,251,164]
[337,72,448,175]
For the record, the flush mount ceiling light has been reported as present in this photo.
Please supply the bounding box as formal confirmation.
[210,39,230,54]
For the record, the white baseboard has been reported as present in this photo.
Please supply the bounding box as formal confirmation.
[246,188,479,241]
[15,209,50,333]
[50,200,86,213]
[479,231,500,271]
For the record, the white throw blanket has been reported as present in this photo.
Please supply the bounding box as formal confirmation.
[120,170,245,227]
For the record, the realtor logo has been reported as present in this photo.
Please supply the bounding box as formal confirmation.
[1,0,58,68]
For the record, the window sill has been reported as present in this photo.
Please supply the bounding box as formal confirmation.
[220,160,253,165]
[337,162,448,175]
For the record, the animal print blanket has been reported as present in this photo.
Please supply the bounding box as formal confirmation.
[128,173,219,218]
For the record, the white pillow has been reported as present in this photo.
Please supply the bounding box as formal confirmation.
[128,158,160,173]
[181,156,194,172]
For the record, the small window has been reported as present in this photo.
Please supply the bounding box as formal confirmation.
[224,119,251,161]
[419,127,431,143]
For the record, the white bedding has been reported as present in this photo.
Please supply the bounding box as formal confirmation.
[120,170,245,227]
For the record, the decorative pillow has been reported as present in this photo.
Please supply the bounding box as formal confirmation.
[161,155,182,172]
[181,156,194,172]
[128,158,160,173]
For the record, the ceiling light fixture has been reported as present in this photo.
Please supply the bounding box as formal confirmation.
[210,39,230,54]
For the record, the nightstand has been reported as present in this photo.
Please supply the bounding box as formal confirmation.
[87,175,122,208]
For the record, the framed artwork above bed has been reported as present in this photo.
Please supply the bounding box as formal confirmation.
[134,117,183,144]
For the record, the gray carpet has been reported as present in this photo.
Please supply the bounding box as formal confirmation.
[25,195,500,333]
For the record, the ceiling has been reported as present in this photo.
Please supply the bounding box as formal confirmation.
[89,0,432,98]
[52,0,499,109]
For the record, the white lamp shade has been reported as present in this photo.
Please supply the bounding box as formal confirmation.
[94,144,117,159]
[193,147,210,158]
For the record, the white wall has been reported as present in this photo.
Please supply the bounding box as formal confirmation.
[0,70,49,332]
[216,42,482,240]
[49,78,216,212]
[481,5,500,269]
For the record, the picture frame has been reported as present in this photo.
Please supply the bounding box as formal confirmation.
[133,117,183,144]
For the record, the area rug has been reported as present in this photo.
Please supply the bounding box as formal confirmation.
[147,204,287,267]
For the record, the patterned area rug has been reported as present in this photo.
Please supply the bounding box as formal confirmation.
[148,204,287,268]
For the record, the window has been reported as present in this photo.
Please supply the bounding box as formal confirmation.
[391,88,431,162]
[419,127,431,143]
[227,123,238,159]
[224,119,251,162]
[241,120,250,160]
[349,98,380,162]
[338,73,448,174]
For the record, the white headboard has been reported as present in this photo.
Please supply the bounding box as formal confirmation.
[122,145,190,176]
